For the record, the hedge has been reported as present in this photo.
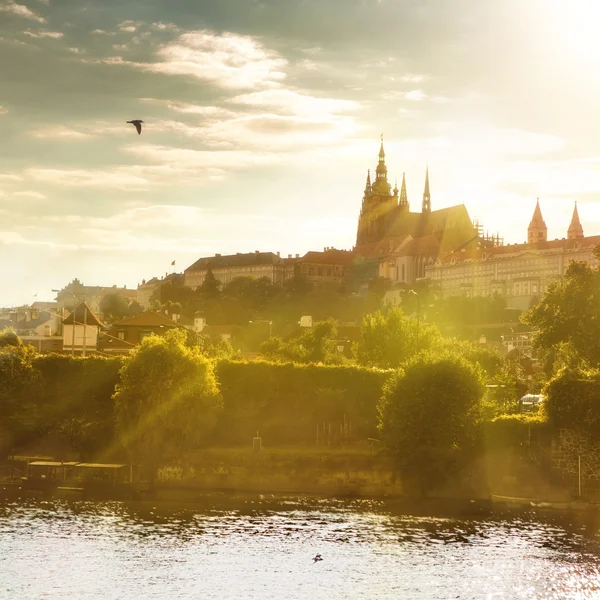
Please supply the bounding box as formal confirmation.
[213,359,392,445]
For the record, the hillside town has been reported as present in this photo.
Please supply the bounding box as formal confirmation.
[1,139,593,362]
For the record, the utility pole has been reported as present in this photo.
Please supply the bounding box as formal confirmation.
[82,302,88,358]
[409,289,420,351]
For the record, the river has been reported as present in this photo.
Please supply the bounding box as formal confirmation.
[1,494,600,599]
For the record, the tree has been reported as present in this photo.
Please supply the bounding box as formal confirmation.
[113,329,222,481]
[355,307,441,369]
[127,301,143,317]
[198,268,221,302]
[0,328,22,348]
[522,256,600,368]
[260,319,345,364]
[99,294,131,323]
[378,352,485,497]
[0,343,40,453]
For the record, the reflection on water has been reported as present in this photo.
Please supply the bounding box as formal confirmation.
[2,495,600,599]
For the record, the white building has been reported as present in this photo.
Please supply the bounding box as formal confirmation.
[62,302,104,355]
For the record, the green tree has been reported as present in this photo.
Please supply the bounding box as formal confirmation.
[198,268,221,302]
[378,352,485,497]
[522,256,600,368]
[0,343,40,453]
[99,294,131,322]
[355,307,441,369]
[260,319,345,364]
[113,329,222,481]
[0,328,22,348]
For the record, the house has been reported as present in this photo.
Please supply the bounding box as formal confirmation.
[97,311,182,354]
[62,302,104,356]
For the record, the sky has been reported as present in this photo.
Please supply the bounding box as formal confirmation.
[2,0,600,306]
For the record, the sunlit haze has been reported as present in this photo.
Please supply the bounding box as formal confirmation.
[2,0,600,305]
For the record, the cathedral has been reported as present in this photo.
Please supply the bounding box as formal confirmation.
[355,138,479,282]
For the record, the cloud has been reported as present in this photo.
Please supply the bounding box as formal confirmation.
[118,20,140,33]
[140,98,237,118]
[0,106,7,114]
[405,89,427,101]
[92,29,115,36]
[150,22,179,31]
[0,0,45,22]
[98,30,288,89]
[229,89,360,116]
[25,168,150,190]
[12,190,46,199]
[0,173,23,182]
[27,125,92,139]
[23,29,62,38]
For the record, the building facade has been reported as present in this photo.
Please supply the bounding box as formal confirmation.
[425,202,598,310]
[284,248,355,287]
[184,251,285,289]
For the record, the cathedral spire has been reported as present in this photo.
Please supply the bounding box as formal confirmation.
[364,169,371,194]
[399,172,409,210]
[528,198,547,244]
[373,134,389,191]
[568,201,584,240]
[422,167,431,213]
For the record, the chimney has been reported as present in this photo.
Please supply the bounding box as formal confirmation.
[255,250,259,254]
[277,251,280,257]
[295,254,299,258]
[215,253,221,257]
[288,254,292,259]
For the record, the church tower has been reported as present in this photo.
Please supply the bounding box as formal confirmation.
[355,136,398,246]
[399,172,409,211]
[567,202,584,240]
[422,168,431,213]
[527,199,547,244]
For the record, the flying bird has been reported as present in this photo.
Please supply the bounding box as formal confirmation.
[312,554,323,563]
[127,120,144,135]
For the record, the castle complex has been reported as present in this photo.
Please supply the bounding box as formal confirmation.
[181,138,598,309]
[425,200,598,310]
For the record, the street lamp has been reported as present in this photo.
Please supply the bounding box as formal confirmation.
[408,289,420,351]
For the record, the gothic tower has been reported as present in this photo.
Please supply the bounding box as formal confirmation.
[422,167,431,213]
[356,136,398,246]
[527,199,547,244]
[399,172,409,211]
[567,202,584,240]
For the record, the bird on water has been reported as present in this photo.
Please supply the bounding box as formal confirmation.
[127,120,143,135]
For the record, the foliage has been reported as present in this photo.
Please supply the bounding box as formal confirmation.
[113,329,222,477]
[378,352,485,496]
[0,344,40,453]
[259,319,346,364]
[355,307,441,368]
[184,329,235,359]
[214,359,391,445]
[99,293,132,322]
[484,413,549,451]
[0,328,22,348]
[32,354,123,457]
[543,366,600,439]
[522,257,600,368]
